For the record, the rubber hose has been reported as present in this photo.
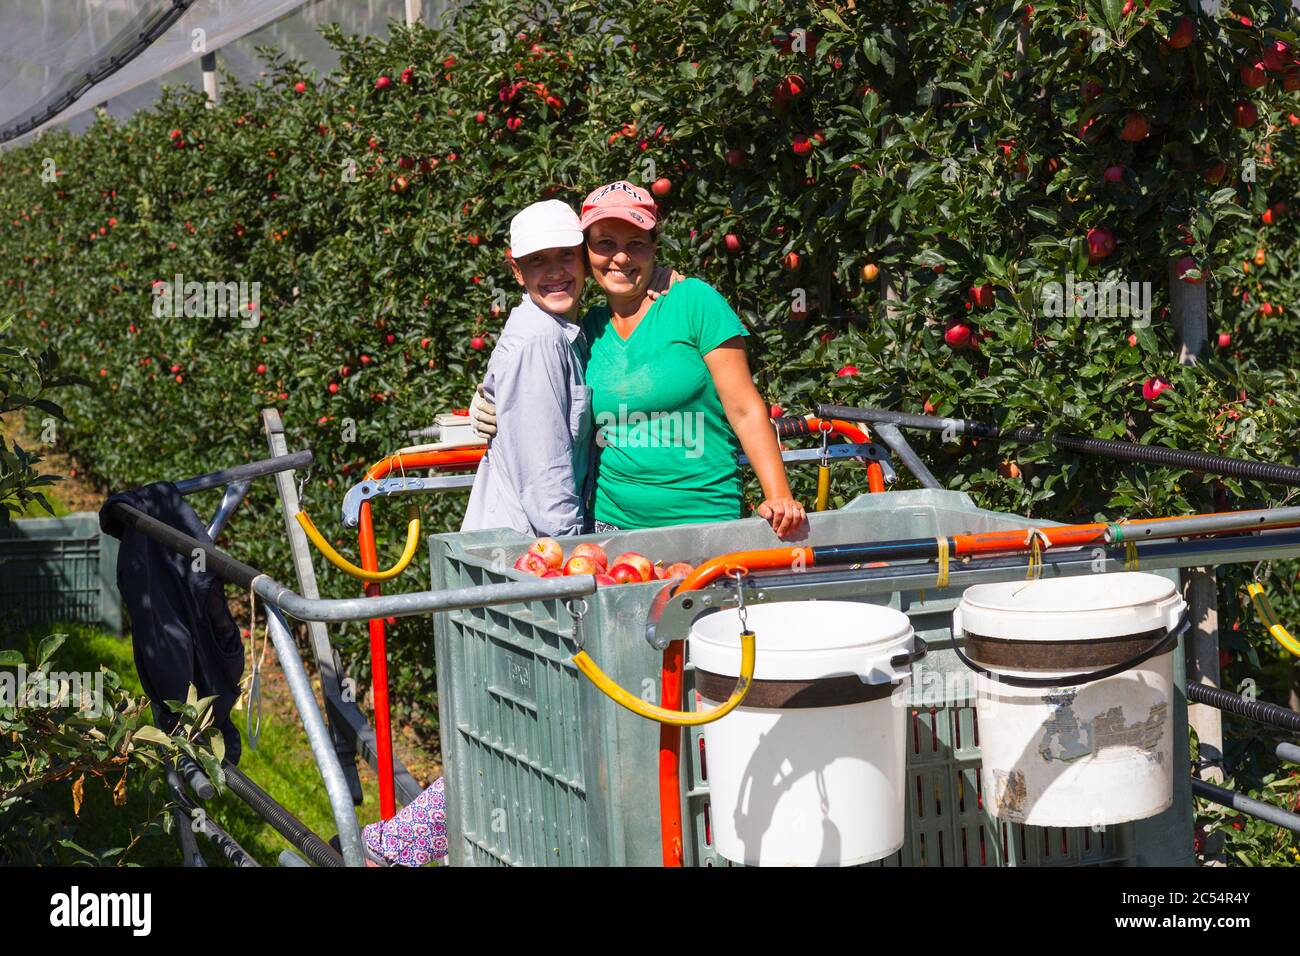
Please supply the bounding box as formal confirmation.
[1186,681,1300,733]
[1004,428,1300,488]
[224,764,344,867]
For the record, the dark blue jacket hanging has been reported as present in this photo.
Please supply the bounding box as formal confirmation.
[100,482,244,764]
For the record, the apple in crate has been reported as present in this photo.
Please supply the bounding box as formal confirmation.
[608,563,643,584]
[569,543,608,571]
[664,562,695,579]
[541,569,563,578]
[564,554,600,576]
[513,552,549,576]
[594,573,617,586]
[611,551,654,582]
[528,537,565,570]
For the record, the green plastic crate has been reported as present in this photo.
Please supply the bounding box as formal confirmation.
[430,489,1193,867]
[0,513,122,637]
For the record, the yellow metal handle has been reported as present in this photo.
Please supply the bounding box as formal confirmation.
[815,463,831,512]
[295,505,421,583]
[572,629,756,726]
[1246,582,1300,659]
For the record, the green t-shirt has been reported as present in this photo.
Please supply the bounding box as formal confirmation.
[583,278,749,529]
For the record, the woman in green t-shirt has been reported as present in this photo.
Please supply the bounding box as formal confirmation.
[577,181,803,536]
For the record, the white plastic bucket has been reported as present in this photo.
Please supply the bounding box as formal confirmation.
[689,600,916,867]
[953,572,1185,828]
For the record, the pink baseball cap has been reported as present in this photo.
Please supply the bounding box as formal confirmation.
[579,180,658,231]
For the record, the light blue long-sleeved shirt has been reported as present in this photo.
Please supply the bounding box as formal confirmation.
[460,295,592,537]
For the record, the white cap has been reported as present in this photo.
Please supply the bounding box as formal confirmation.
[509,200,583,259]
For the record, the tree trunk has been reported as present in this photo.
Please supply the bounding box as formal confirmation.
[1168,256,1207,364]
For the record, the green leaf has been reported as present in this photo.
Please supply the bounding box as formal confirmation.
[130,726,176,749]
[36,634,66,669]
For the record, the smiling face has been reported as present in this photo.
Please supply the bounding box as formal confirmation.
[585,219,657,302]
[509,244,586,319]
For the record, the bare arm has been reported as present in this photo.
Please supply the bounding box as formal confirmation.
[703,338,805,537]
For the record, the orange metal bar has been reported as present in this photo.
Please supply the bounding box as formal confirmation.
[658,641,685,867]
[357,500,396,820]
[365,446,485,479]
[353,443,484,819]
[801,416,886,493]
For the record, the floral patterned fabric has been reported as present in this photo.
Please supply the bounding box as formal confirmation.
[362,776,449,867]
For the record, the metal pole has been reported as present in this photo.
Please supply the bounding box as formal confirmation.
[264,605,366,866]
[1277,742,1300,765]
[201,52,218,106]
[256,573,596,623]
[1185,567,1224,784]
[173,449,313,496]
[206,478,251,540]
[870,423,942,489]
[109,498,599,621]
[1105,506,1300,542]
[1192,778,1300,835]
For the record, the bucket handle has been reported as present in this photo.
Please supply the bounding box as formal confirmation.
[952,611,1190,689]
[873,636,928,683]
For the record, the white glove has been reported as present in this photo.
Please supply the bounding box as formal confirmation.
[469,383,497,440]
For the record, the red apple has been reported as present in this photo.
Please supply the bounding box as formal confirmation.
[1127,333,1138,347]
[506,116,522,131]
[611,552,653,582]
[1233,100,1258,128]
[470,336,486,350]
[1203,160,1227,183]
[1086,225,1116,263]
[541,569,564,578]
[1240,62,1269,89]
[1218,332,1232,349]
[664,562,695,579]
[528,537,565,570]
[1259,302,1275,317]
[1081,79,1103,103]
[1167,16,1195,49]
[1103,164,1126,185]
[777,74,806,99]
[1261,40,1291,72]
[723,233,743,254]
[1174,255,1202,284]
[294,81,307,94]
[570,543,608,571]
[968,283,995,308]
[564,555,599,576]
[1285,70,1300,92]
[781,251,801,271]
[513,552,549,576]
[1142,377,1174,403]
[944,321,973,349]
[608,563,641,584]
[1119,111,1149,142]
[475,111,486,123]
[725,148,746,167]
[374,75,392,91]
[792,133,813,156]
[837,365,859,377]
[400,68,415,85]
[594,573,617,586]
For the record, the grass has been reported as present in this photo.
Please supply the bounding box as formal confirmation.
[9,622,381,866]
